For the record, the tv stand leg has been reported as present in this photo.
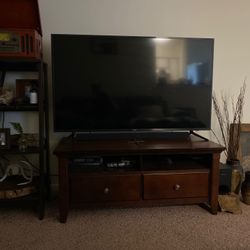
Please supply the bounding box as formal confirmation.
[59,158,69,223]
[210,205,218,215]
[60,211,68,223]
[209,153,220,215]
[199,203,218,215]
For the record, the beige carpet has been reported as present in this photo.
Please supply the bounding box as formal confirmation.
[1,203,250,250]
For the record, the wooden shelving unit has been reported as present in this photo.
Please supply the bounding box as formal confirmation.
[0,58,50,219]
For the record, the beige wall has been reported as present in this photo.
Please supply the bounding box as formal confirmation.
[36,0,250,178]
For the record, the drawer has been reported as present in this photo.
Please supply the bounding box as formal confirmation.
[70,174,141,202]
[143,170,209,200]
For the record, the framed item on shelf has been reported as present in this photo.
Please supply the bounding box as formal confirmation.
[0,128,10,149]
[15,79,37,104]
[237,123,250,170]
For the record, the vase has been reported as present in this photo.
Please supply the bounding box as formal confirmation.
[219,162,232,194]
[227,159,243,194]
[241,171,250,205]
[18,135,27,152]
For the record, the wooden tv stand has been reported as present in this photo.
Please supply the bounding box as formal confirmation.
[54,135,224,223]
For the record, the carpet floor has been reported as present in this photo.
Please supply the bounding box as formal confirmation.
[1,202,250,250]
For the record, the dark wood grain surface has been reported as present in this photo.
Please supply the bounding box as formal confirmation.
[54,136,225,222]
[54,135,225,156]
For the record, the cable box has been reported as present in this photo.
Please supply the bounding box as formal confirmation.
[71,157,103,167]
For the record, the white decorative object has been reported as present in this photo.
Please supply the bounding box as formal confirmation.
[0,160,33,185]
[30,88,38,104]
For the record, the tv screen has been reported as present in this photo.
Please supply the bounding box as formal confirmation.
[51,34,214,133]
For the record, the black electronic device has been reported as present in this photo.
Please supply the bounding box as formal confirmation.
[51,34,214,137]
[71,156,103,167]
[106,159,133,168]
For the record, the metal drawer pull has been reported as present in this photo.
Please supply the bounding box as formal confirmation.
[104,187,109,194]
[174,184,181,190]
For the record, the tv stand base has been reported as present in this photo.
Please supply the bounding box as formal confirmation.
[73,130,193,141]
[189,130,209,141]
[54,136,224,223]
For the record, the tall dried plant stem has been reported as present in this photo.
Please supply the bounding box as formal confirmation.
[228,81,246,159]
[212,93,229,158]
[212,80,246,161]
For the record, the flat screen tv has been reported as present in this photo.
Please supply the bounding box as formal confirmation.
[51,34,214,137]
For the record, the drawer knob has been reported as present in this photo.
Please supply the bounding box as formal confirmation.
[104,187,109,194]
[174,184,181,191]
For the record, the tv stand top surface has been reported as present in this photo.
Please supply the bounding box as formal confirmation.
[74,131,192,141]
[54,135,225,157]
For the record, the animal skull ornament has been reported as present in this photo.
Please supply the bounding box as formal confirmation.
[0,160,33,185]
